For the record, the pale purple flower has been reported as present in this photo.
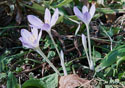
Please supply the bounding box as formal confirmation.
[73,3,95,25]
[19,28,42,49]
[27,8,59,32]
[82,34,87,51]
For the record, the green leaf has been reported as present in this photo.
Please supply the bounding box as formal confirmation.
[40,73,58,88]
[93,51,101,60]
[54,0,72,8]
[43,36,55,49]
[47,51,56,59]
[32,3,45,12]
[56,15,64,24]
[23,3,45,14]
[118,72,125,80]
[68,15,79,21]
[0,73,7,79]
[96,8,125,14]
[7,72,18,88]
[22,73,58,88]
[0,57,7,72]
[0,51,10,72]
[116,56,125,68]
[22,79,46,88]
[96,45,125,72]
[104,67,113,77]
[43,36,51,49]
[0,51,26,73]
[6,51,25,64]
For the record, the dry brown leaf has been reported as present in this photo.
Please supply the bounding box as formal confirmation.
[0,4,13,26]
[74,38,81,56]
[59,74,93,88]
[15,0,22,24]
[80,0,89,7]
[105,14,116,23]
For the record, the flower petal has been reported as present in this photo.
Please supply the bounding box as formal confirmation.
[23,42,33,48]
[38,30,42,43]
[44,8,51,25]
[73,7,83,21]
[19,37,25,43]
[19,37,32,48]
[50,8,59,27]
[19,29,40,49]
[31,27,38,39]
[21,29,36,46]
[42,23,51,31]
[27,15,43,28]
[82,12,91,24]
[82,5,88,14]
[89,3,96,19]
[21,29,32,39]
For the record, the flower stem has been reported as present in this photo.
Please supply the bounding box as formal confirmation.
[86,24,94,70]
[35,47,61,76]
[60,50,67,76]
[48,32,61,58]
[48,31,67,75]
[61,58,67,76]
[84,46,91,69]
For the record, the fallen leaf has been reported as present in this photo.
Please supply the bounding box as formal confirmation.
[15,0,22,24]
[59,74,92,88]
[80,0,89,7]
[74,38,81,56]
[105,14,116,24]
[0,4,13,26]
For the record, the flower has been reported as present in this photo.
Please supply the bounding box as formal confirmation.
[19,28,42,49]
[81,34,87,51]
[73,3,95,25]
[27,8,59,32]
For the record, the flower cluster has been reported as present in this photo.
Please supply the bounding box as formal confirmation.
[19,8,59,49]
[19,3,96,74]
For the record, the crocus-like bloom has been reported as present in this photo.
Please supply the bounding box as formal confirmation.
[81,34,87,51]
[19,28,42,49]
[73,3,95,25]
[27,8,59,32]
